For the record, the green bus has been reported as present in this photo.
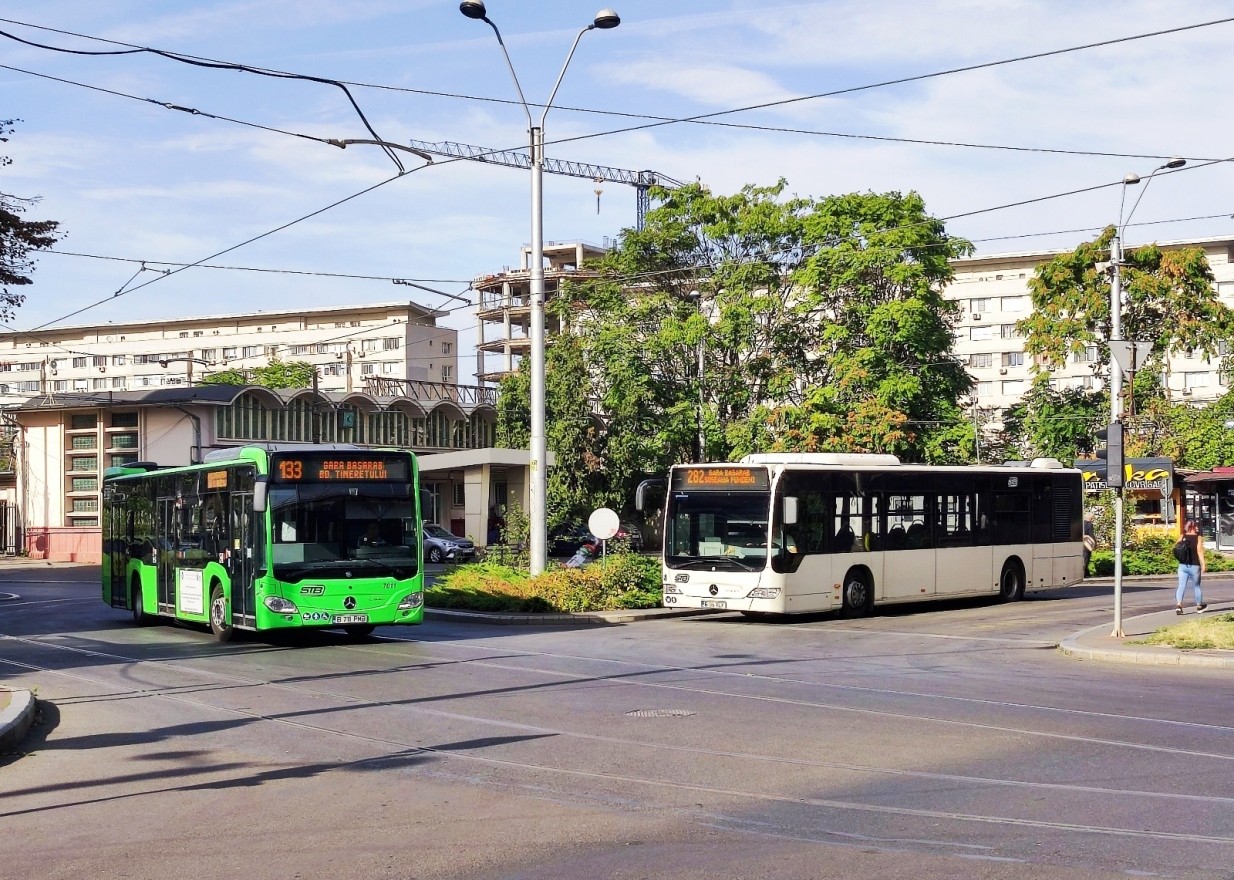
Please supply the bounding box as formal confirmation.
[102,444,424,641]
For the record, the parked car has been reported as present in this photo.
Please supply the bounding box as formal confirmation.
[615,521,643,552]
[548,523,592,557]
[422,525,475,564]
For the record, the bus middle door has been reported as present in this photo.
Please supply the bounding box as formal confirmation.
[156,497,176,613]
[229,491,256,627]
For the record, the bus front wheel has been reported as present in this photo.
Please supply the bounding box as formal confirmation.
[209,584,236,642]
[131,576,152,626]
[999,560,1025,602]
[841,569,874,618]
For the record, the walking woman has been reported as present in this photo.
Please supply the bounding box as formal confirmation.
[1176,520,1207,615]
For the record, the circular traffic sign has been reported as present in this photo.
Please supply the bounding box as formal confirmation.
[588,507,621,541]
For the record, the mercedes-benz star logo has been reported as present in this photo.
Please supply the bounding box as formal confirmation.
[709,584,719,596]
[343,596,357,610]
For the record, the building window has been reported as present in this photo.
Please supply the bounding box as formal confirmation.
[110,453,138,468]
[971,298,991,313]
[361,363,375,375]
[53,380,68,392]
[71,434,97,450]
[72,498,99,513]
[71,456,98,472]
[92,378,106,390]
[179,331,189,338]
[110,433,139,449]
[201,349,217,362]
[441,342,453,355]
[264,345,278,356]
[93,356,106,367]
[112,377,126,389]
[193,330,203,337]
[362,339,381,352]
[222,347,238,359]
[970,326,995,341]
[289,345,310,356]
[112,355,125,366]
[70,413,96,430]
[1073,345,1099,363]
[968,353,992,368]
[350,321,360,327]
[242,346,260,358]
[72,357,87,368]
[1001,296,1029,312]
[453,482,466,506]
[71,477,97,492]
[1000,324,1020,339]
[1184,371,1211,388]
[73,379,88,391]
[382,337,401,351]
[1001,351,1025,368]
[111,412,138,428]
[1001,379,1026,396]
[322,363,344,376]
[382,362,398,375]
[441,365,453,382]
[16,381,38,392]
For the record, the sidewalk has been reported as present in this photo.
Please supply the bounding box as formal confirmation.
[1059,603,1234,669]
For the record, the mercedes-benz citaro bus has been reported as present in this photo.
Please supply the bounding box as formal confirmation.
[646,453,1085,618]
[102,443,424,641]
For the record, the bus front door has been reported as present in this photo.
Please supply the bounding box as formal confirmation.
[229,492,256,627]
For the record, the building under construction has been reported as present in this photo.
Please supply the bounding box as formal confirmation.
[473,241,607,385]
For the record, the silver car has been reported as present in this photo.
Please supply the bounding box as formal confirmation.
[422,524,475,564]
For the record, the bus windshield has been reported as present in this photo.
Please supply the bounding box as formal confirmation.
[665,490,772,572]
[270,484,417,582]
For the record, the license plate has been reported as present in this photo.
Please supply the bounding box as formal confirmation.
[333,614,369,625]
[700,599,727,609]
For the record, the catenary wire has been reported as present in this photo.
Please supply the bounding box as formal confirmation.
[2,16,1232,163]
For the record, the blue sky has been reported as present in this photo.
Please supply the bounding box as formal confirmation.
[3,0,1234,381]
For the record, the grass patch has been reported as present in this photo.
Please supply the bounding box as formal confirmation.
[426,554,663,614]
[1129,612,1234,650]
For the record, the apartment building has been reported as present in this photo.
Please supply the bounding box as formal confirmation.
[947,234,1234,413]
[474,240,608,384]
[0,301,460,407]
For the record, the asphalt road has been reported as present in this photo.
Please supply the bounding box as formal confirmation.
[1,566,1233,880]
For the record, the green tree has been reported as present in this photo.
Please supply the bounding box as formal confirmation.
[1001,379,1106,462]
[568,182,973,495]
[0,120,63,319]
[200,359,317,389]
[1018,227,1233,394]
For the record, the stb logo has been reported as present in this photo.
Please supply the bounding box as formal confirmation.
[343,596,357,610]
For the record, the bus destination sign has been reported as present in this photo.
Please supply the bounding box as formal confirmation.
[272,453,410,483]
[672,466,769,492]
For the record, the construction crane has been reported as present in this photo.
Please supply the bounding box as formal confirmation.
[407,139,685,231]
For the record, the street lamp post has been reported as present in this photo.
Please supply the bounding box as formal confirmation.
[461,1,620,575]
[1108,157,1184,637]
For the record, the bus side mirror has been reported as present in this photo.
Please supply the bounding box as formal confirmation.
[253,477,269,514]
[635,478,665,512]
[420,489,432,521]
[783,496,798,525]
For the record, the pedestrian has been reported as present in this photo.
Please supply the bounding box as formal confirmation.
[1176,519,1207,615]
[1082,511,1096,574]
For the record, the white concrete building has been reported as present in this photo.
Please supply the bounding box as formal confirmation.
[0,300,460,407]
[947,235,1234,412]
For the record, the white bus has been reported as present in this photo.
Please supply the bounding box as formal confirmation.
[647,453,1085,617]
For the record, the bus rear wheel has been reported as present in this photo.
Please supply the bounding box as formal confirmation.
[841,569,874,618]
[343,624,376,639]
[209,584,236,642]
[999,560,1025,602]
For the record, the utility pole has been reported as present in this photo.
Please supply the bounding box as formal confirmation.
[311,369,321,444]
[1109,233,1126,638]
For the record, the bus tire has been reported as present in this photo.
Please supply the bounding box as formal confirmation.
[841,568,874,618]
[131,574,152,626]
[999,558,1025,602]
[209,583,236,642]
[343,624,376,639]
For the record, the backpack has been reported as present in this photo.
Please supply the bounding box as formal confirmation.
[1172,539,1190,564]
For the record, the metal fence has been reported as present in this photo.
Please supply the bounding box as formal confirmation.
[0,502,19,556]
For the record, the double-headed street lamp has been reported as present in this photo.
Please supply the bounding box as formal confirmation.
[460,1,620,574]
[1108,156,1185,637]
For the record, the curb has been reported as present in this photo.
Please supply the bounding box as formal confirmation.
[0,688,36,751]
[1058,608,1234,669]
[424,607,720,626]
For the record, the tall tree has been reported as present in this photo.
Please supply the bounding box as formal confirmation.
[200,359,317,389]
[1017,226,1233,395]
[0,120,63,319]
[1001,379,1106,462]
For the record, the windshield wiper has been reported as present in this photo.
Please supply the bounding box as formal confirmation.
[669,556,762,572]
[343,555,413,578]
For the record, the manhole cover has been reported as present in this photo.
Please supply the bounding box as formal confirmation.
[624,709,696,718]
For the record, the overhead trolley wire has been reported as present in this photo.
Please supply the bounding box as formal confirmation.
[3,16,1234,162]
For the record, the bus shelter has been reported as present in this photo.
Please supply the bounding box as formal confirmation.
[1074,457,1179,535]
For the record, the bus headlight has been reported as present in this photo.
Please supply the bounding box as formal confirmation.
[747,588,781,599]
[264,596,299,614]
[398,592,424,610]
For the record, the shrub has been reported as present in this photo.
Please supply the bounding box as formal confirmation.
[1087,548,1234,577]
